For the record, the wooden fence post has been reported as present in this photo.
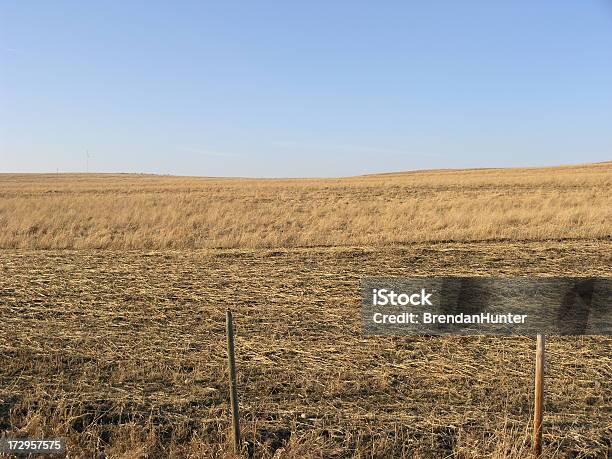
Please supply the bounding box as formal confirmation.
[226,309,241,455]
[533,333,545,458]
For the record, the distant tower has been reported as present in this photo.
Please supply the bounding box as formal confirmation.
[86,150,90,173]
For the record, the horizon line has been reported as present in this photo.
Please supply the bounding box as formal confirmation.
[0,160,610,181]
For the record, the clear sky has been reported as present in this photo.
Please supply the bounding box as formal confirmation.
[1,1,611,177]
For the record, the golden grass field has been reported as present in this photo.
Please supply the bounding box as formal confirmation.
[0,163,611,458]
[0,162,610,249]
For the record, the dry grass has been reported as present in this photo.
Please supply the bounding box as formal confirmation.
[0,162,610,249]
[1,163,611,457]
[1,241,611,458]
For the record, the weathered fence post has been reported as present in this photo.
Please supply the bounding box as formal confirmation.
[226,309,241,455]
[533,333,545,458]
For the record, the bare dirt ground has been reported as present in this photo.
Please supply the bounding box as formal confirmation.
[1,240,610,457]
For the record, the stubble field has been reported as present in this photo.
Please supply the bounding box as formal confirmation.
[0,163,611,458]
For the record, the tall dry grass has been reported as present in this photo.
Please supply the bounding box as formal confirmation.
[0,162,610,249]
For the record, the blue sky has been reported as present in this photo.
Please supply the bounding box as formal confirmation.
[1,1,611,177]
